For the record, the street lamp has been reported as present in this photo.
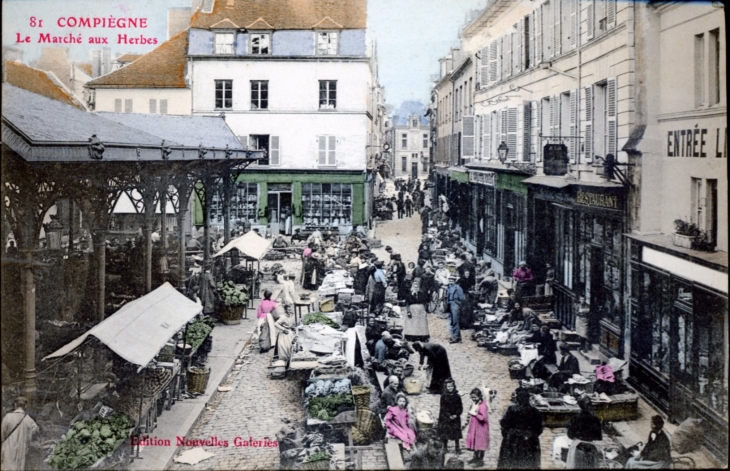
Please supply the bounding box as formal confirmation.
[44,214,64,250]
[497,141,510,163]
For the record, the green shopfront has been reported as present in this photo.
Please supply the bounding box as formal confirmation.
[194,170,367,235]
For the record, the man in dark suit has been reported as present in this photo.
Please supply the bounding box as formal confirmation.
[626,415,672,469]
[558,343,580,376]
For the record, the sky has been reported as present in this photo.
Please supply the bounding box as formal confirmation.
[2,0,486,108]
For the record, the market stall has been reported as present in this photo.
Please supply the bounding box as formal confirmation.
[42,283,209,468]
[214,230,272,304]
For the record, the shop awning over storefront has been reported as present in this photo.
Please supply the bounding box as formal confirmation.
[522,175,571,188]
[449,167,470,183]
[43,283,202,371]
[214,230,272,260]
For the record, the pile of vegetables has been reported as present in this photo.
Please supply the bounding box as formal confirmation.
[185,316,215,349]
[217,281,248,307]
[48,413,135,469]
[302,312,340,329]
[307,393,354,421]
[304,450,331,463]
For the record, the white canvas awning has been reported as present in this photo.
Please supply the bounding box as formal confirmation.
[213,230,272,261]
[43,283,202,371]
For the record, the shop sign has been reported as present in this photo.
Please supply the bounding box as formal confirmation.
[575,190,620,209]
[543,144,569,175]
[667,126,726,158]
[469,170,495,186]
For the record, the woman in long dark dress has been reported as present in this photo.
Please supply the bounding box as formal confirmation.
[413,342,452,394]
[403,265,431,342]
[497,388,544,469]
[437,378,463,454]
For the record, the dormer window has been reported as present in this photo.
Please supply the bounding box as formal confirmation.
[316,31,338,55]
[412,118,418,128]
[250,33,270,55]
[215,33,234,55]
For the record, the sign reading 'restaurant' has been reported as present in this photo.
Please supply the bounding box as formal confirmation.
[575,191,620,209]
[667,127,727,158]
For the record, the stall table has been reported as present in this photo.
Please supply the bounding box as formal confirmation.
[294,295,316,324]
[530,393,581,427]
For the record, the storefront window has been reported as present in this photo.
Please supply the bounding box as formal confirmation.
[301,183,352,227]
[233,182,258,225]
[484,188,496,256]
[695,291,727,415]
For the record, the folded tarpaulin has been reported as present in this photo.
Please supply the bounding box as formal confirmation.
[43,282,202,371]
[213,230,272,261]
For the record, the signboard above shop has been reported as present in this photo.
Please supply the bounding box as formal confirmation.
[543,144,569,176]
[469,170,496,186]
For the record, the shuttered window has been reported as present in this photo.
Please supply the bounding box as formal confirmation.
[489,40,499,85]
[543,1,552,60]
[586,0,595,40]
[149,99,157,114]
[583,85,593,162]
[482,113,491,159]
[462,115,475,160]
[503,35,511,78]
[318,135,337,166]
[506,107,518,161]
[114,99,122,113]
[480,44,490,88]
[569,89,578,163]
[606,78,617,156]
[553,0,561,57]
[159,99,168,114]
[607,0,617,30]
[270,136,280,165]
[124,99,133,113]
[533,7,542,66]
[530,100,541,162]
[569,0,578,49]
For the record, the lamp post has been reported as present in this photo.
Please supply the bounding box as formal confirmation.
[498,141,510,163]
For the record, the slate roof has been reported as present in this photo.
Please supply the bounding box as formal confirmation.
[2,84,161,145]
[97,112,244,149]
[191,0,366,30]
[86,30,188,89]
[3,60,85,110]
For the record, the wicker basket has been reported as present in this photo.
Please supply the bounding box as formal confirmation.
[187,367,210,394]
[508,359,526,380]
[403,379,423,395]
[219,305,243,325]
[351,385,371,411]
[301,458,330,470]
[353,409,381,443]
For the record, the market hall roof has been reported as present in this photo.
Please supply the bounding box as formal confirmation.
[190,0,367,30]
[2,84,261,162]
[85,30,188,89]
[3,60,85,110]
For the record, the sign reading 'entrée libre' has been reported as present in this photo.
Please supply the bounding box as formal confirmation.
[543,144,569,176]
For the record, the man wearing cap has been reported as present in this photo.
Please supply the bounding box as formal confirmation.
[374,331,392,364]
[445,274,465,343]
[557,343,580,377]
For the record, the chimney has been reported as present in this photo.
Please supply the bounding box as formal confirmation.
[91,50,101,77]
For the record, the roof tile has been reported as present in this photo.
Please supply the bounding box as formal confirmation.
[86,30,188,89]
[191,0,366,30]
[3,60,85,109]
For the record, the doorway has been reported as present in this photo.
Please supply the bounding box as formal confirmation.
[267,186,292,235]
[411,162,419,180]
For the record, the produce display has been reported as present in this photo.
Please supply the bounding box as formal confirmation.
[217,281,248,307]
[48,413,135,469]
[307,393,354,421]
[302,312,340,329]
[185,317,215,349]
[304,450,331,463]
[110,395,153,423]
[305,379,351,397]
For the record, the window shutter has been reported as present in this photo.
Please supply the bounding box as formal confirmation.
[502,35,510,78]
[482,113,491,159]
[553,0,561,57]
[607,0,616,30]
[500,109,508,156]
[462,115,475,160]
[586,0,595,40]
[570,0,578,49]
[529,11,536,68]
[480,45,490,88]
[532,5,543,65]
[582,86,593,162]
[546,1,554,59]
[270,136,280,165]
[475,115,481,159]
[550,95,560,140]
[124,99,133,113]
[517,102,531,162]
[329,136,337,165]
[515,22,523,73]
[607,77,617,156]
[318,136,327,165]
[149,99,157,114]
[507,107,518,160]
[160,99,168,114]
[531,100,541,162]
[488,40,499,85]
[114,99,122,113]
[569,89,578,163]
[492,111,500,159]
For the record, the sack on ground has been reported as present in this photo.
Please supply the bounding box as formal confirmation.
[672,418,704,454]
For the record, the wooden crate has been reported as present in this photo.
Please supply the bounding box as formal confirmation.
[592,394,639,422]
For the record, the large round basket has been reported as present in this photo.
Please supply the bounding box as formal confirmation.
[353,409,381,444]
[187,367,210,394]
[508,359,526,380]
[301,458,330,470]
[403,379,423,395]
[219,305,243,325]
[351,385,371,411]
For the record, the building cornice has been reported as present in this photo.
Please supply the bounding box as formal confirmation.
[657,106,727,122]
[187,55,370,62]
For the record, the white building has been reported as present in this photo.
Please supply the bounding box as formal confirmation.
[86,30,192,115]
[392,113,430,180]
[187,0,372,235]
